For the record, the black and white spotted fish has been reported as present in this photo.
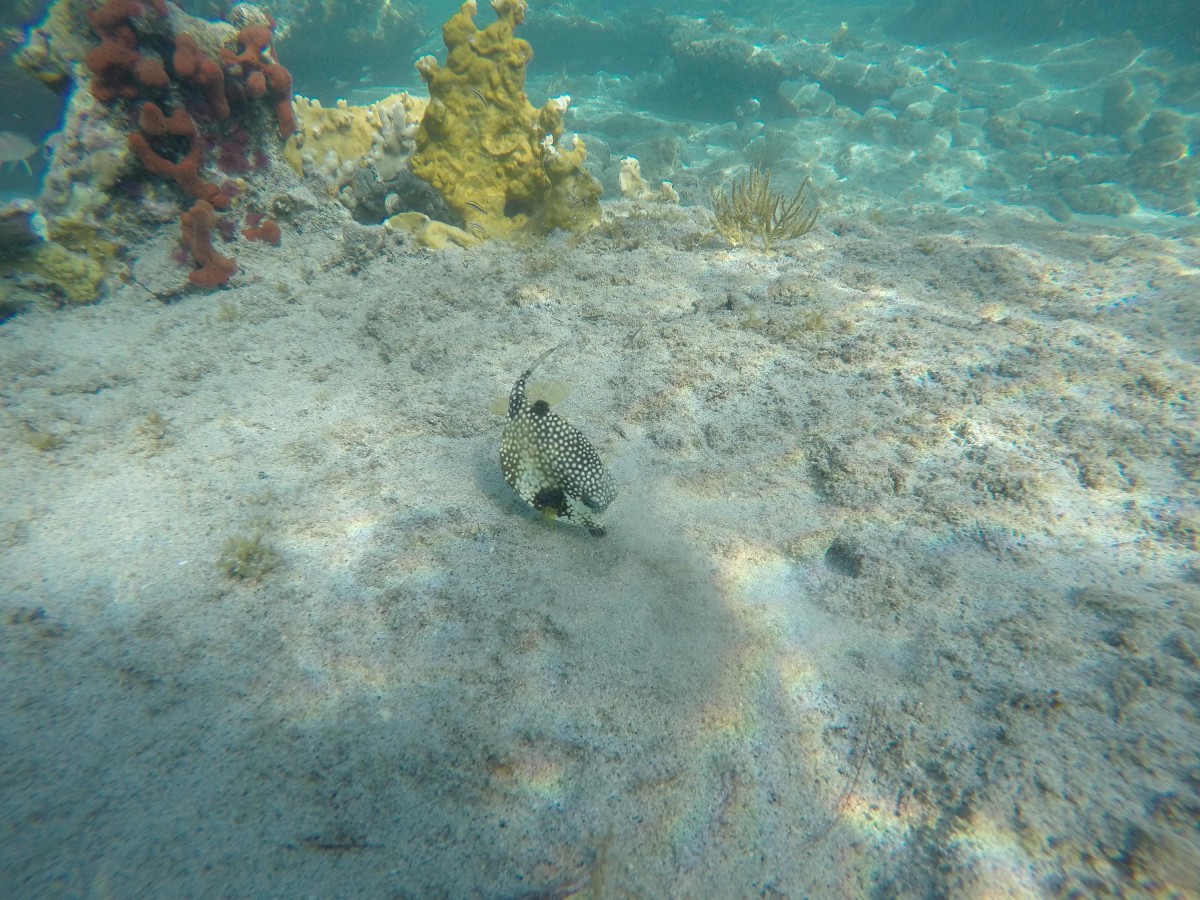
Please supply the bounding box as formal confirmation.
[500,348,617,536]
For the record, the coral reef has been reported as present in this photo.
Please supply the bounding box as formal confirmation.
[410,0,602,239]
[1129,111,1197,215]
[519,7,670,76]
[663,18,791,119]
[892,0,1200,60]
[15,0,298,295]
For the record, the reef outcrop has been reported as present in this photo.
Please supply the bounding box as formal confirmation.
[409,0,601,239]
[16,0,296,297]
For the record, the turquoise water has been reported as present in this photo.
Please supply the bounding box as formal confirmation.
[3,0,1198,220]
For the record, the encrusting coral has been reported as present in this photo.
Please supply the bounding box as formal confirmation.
[410,0,601,239]
[32,241,105,304]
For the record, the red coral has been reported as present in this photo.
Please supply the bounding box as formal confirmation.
[246,70,267,99]
[85,24,139,101]
[138,101,196,137]
[220,24,273,68]
[174,33,230,120]
[180,200,236,289]
[87,0,151,32]
[265,64,295,138]
[134,57,168,89]
[85,0,167,101]
[219,24,295,137]
[241,218,281,244]
[129,106,228,209]
[171,31,202,76]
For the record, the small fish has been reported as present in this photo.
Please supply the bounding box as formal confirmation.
[0,131,36,175]
[471,87,487,104]
[500,348,617,536]
[466,199,487,214]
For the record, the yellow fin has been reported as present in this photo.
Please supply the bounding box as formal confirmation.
[490,379,572,415]
[528,379,572,407]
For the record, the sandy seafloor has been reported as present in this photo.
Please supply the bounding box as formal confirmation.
[1,183,1199,897]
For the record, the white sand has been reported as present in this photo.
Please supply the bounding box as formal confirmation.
[2,193,1198,896]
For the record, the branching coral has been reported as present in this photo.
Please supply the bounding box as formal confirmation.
[711,165,819,252]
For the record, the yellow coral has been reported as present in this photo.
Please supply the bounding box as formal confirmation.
[384,212,478,249]
[284,97,375,190]
[33,242,103,305]
[410,0,601,239]
[284,94,426,195]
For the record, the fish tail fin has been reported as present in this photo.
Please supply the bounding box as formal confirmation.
[508,346,557,418]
